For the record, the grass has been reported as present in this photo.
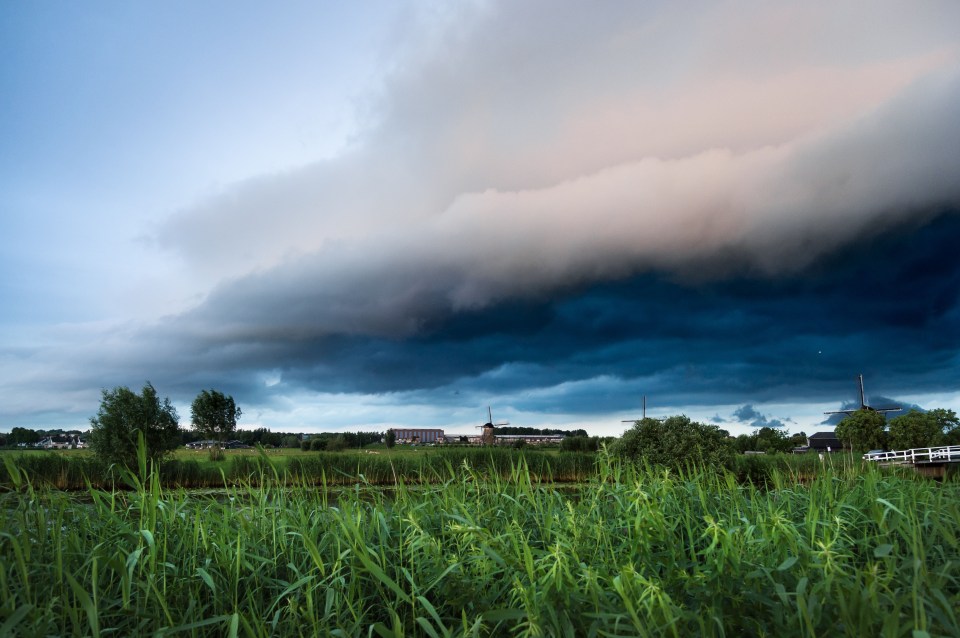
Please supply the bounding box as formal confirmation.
[0,447,594,490]
[0,451,958,636]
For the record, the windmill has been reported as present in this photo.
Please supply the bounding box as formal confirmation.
[476,406,509,446]
[823,374,902,417]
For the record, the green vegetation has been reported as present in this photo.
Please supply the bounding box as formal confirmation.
[88,383,181,469]
[1,452,957,636]
[615,415,735,469]
[888,409,960,449]
[834,409,888,451]
[0,447,597,490]
[190,389,242,442]
[733,427,805,454]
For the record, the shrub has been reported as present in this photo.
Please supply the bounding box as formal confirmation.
[614,415,735,470]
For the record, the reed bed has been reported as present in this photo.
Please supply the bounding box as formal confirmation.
[0,448,597,490]
[1,453,958,636]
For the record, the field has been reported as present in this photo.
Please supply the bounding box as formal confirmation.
[1,450,958,636]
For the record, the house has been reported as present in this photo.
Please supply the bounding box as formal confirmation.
[807,432,842,452]
[185,440,220,450]
[39,435,84,449]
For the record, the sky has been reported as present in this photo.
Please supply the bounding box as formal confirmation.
[2,1,959,437]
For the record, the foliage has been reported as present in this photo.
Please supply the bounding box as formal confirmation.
[310,438,327,451]
[385,428,396,448]
[931,408,960,445]
[326,435,348,452]
[834,409,888,451]
[1,457,958,636]
[0,447,599,490]
[888,410,944,450]
[88,383,181,469]
[280,434,300,448]
[614,415,735,469]
[190,389,241,441]
[560,435,603,452]
[7,426,41,446]
[734,426,794,454]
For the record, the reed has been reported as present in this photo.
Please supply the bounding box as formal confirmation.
[0,447,597,490]
[0,453,957,636]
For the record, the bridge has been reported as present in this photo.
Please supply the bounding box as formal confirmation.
[864,445,960,478]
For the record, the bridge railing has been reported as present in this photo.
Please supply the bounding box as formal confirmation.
[863,445,960,464]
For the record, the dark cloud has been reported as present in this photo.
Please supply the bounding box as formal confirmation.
[104,210,960,420]
[733,405,765,422]
[732,405,789,429]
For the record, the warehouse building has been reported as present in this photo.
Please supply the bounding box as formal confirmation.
[392,428,445,444]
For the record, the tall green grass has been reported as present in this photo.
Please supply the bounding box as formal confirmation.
[1,452,958,636]
[0,448,597,490]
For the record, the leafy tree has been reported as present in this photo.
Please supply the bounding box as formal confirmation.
[754,426,793,453]
[788,431,807,447]
[385,429,396,448]
[190,389,241,442]
[834,409,887,451]
[614,415,734,470]
[8,427,40,446]
[930,409,960,445]
[888,410,943,450]
[89,382,181,468]
[733,427,793,454]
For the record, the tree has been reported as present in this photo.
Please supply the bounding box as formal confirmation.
[614,415,734,470]
[8,427,40,446]
[930,409,960,445]
[385,429,396,448]
[89,382,181,468]
[887,410,943,450]
[190,389,241,442]
[834,409,887,451]
[754,426,793,454]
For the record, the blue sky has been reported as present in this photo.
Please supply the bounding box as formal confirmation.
[2,2,959,436]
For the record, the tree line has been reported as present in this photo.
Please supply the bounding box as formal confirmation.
[834,408,960,451]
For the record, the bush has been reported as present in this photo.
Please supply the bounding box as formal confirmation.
[614,415,734,470]
[326,435,348,452]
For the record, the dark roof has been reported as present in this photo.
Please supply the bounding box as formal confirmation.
[808,432,838,440]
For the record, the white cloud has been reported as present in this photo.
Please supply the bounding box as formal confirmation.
[152,3,960,336]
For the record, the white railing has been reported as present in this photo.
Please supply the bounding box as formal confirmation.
[863,445,960,464]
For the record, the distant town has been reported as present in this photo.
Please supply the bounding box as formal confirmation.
[2,423,834,455]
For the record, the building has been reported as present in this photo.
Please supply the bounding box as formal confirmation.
[807,432,842,452]
[493,434,566,445]
[392,428,445,444]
